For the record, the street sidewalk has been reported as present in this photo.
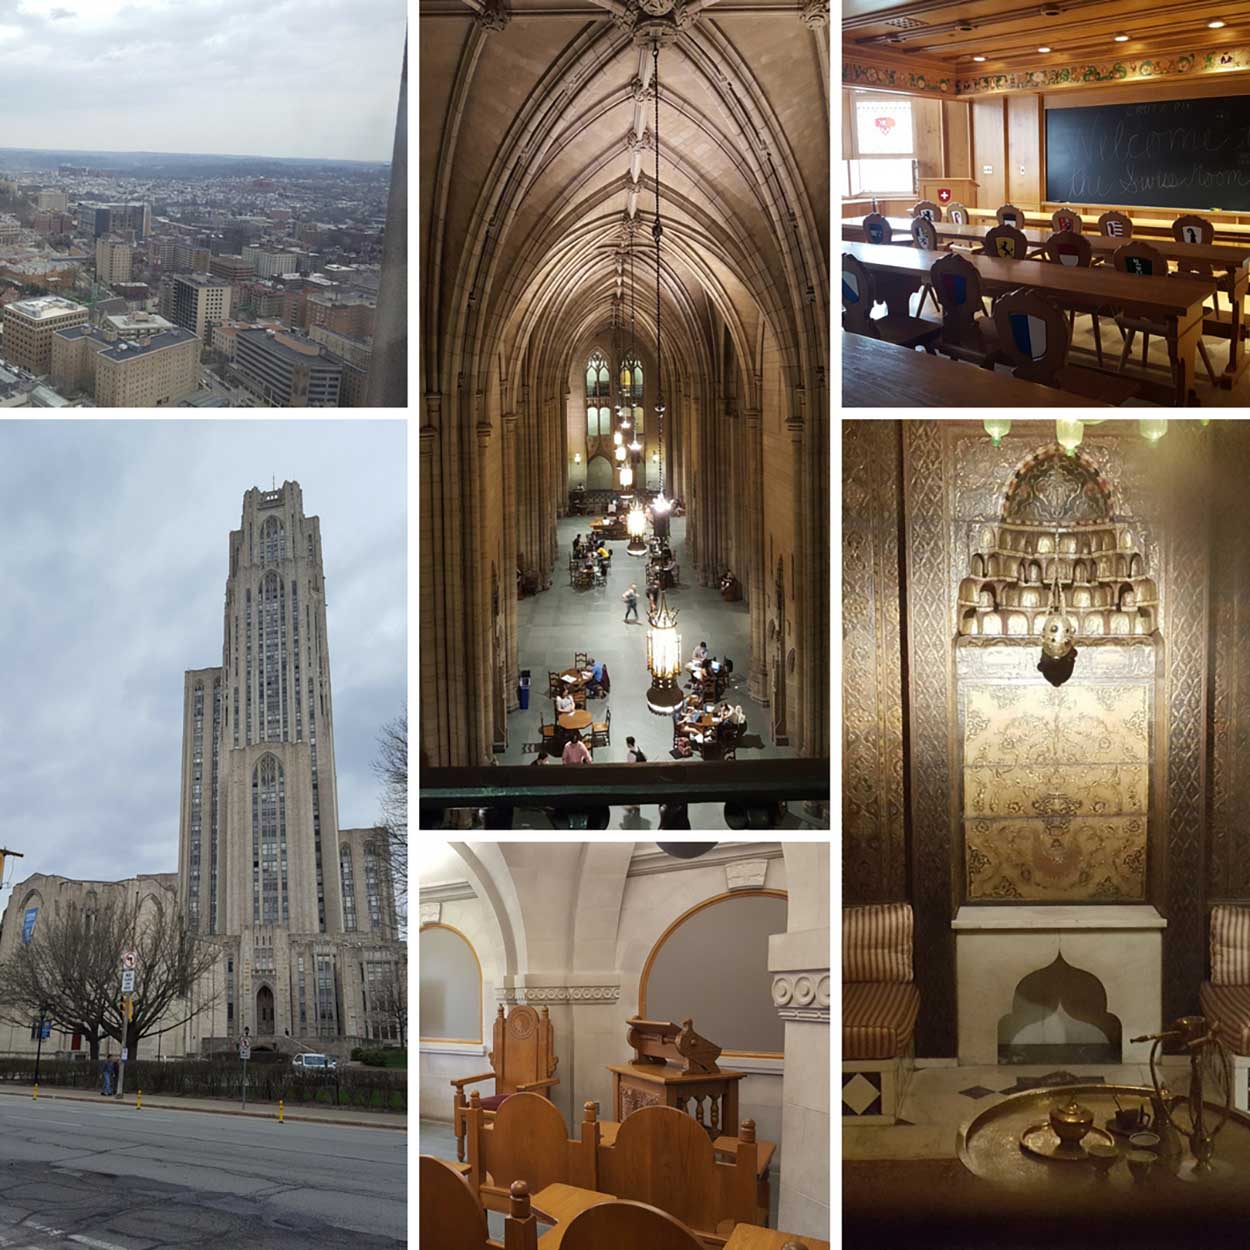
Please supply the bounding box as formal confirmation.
[0,1082,406,1130]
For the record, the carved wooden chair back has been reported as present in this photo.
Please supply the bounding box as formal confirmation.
[1112,240,1167,278]
[946,201,970,225]
[929,252,985,339]
[1097,210,1133,240]
[467,1092,597,1213]
[596,1106,761,1237]
[1050,208,1083,235]
[493,1003,558,1095]
[983,224,1029,260]
[1043,230,1092,268]
[861,212,892,245]
[1172,213,1214,245]
[910,216,939,250]
[841,254,877,334]
[992,287,1070,384]
[911,199,942,222]
[420,1155,538,1250]
[560,1201,707,1250]
[996,202,1025,228]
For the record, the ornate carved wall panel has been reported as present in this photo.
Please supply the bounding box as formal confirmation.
[842,421,906,904]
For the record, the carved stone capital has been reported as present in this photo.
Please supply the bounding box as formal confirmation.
[743,407,762,430]
[629,74,655,103]
[612,0,640,32]
[476,421,493,446]
[771,970,831,1023]
[800,0,829,29]
[419,902,441,925]
[475,0,510,31]
[501,410,519,432]
[632,13,682,47]
[627,129,654,156]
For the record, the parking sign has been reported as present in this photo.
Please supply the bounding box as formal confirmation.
[121,969,135,993]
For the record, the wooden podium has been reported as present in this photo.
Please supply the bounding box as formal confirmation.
[608,1016,747,1138]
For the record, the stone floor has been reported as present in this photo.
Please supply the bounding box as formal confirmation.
[495,513,826,830]
[886,288,1250,406]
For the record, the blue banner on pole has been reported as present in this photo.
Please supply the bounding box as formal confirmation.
[21,908,37,945]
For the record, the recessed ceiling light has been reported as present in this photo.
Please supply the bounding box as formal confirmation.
[1038,45,1052,52]
[1209,19,1227,27]
[973,55,987,61]
[1114,32,1130,41]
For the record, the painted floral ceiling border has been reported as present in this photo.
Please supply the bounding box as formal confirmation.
[842,56,953,96]
[956,46,1250,96]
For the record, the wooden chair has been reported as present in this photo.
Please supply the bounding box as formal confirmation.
[452,1005,560,1163]
[557,1200,707,1250]
[572,688,588,709]
[1171,213,1221,314]
[597,1106,765,1240]
[983,224,1029,260]
[946,201,971,225]
[929,252,998,367]
[992,287,1139,404]
[420,1156,539,1250]
[909,217,939,315]
[539,717,558,752]
[1112,241,1219,387]
[466,1092,597,1215]
[1050,208,1083,235]
[861,212,892,245]
[574,651,590,669]
[842,254,940,351]
[911,199,941,222]
[995,202,1025,228]
[1042,230,1105,366]
[547,671,562,699]
[1097,210,1133,240]
[590,705,610,748]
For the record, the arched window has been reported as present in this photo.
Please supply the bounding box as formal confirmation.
[261,516,285,563]
[251,755,286,925]
[586,349,609,437]
[419,923,482,1043]
[640,890,788,1057]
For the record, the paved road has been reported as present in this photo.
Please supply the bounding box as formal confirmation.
[0,1095,406,1248]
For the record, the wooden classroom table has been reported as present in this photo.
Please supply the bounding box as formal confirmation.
[558,667,590,687]
[723,1226,831,1250]
[844,241,1217,405]
[557,709,592,733]
[961,204,1250,242]
[841,218,1250,383]
[843,332,1112,407]
[532,1182,617,1248]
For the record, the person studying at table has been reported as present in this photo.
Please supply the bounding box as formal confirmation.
[555,690,575,717]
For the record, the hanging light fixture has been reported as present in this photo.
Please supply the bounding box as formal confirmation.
[1138,418,1169,444]
[646,591,684,714]
[614,429,623,446]
[983,417,1011,446]
[620,463,634,488]
[627,498,648,556]
[1055,418,1084,456]
[650,38,671,540]
[615,445,627,462]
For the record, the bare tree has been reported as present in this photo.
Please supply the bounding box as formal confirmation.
[372,710,407,906]
[0,891,219,1064]
[366,959,407,1049]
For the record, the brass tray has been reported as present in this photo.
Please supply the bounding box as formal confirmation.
[1020,1120,1116,1162]
[958,1083,1250,1194]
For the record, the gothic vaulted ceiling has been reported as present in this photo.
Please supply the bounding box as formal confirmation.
[421,0,830,415]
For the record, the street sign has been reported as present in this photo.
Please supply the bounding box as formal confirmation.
[122,950,137,971]
[121,1048,128,1061]
[239,1039,251,1060]
[39,1024,50,1040]
[120,969,135,993]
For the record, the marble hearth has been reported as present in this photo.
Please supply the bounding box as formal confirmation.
[952,905,1166,1065]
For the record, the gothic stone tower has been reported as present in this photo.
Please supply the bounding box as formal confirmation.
[177,482,401,1051]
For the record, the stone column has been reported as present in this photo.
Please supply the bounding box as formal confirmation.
[501,410,520,711]
[744,408,769,704]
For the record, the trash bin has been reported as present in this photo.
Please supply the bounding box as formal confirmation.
[518,670,531,710]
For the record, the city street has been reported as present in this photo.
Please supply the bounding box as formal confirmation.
[0,1095,406,1248]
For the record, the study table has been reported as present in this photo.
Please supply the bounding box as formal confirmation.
[841,216,1250,383]
[842,332,1112,408]
[844,241,1217,404]
[723,1227,831,1250]
[531,1183,616,1248]
[960,203,1250,242]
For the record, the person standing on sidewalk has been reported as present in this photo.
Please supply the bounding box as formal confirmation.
[623,583,640,623]
[623,736,646,816]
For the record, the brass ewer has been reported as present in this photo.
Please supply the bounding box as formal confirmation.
[1131,1015,1234,1176]
[1048,1095,1095,1150]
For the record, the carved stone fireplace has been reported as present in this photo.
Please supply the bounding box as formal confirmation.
[952,905,1166,1065]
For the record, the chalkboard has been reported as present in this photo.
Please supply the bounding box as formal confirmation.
[1046,96,1250,211]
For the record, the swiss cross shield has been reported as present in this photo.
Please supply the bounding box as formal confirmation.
[937,188,952,203]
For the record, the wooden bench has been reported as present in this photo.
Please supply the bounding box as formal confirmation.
[420,1154,542,1250]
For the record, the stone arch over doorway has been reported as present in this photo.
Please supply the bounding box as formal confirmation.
[256,984,275,1035]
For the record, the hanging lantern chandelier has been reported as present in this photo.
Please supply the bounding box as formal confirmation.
[646,590,684,715]
[649,38,671,540]
[627,497,648,556]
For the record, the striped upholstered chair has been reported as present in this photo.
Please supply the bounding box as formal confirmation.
[1199,905,1250,1112]
[842,903,919,1125]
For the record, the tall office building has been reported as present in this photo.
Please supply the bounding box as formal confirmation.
[234,329,343,407]
[171,274,232,344]
[1,296,88,374]
[95,236,133,286]
[242,247,298,278]
[176,482,402,1045]
[36,189,68,213]
[90,202,150,240]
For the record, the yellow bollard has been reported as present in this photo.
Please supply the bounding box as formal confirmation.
[278,1099,284,1124]
[32,1084,37,1101]
[136,1088,142,1111]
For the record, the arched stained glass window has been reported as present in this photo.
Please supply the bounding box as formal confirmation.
[586,350,609,437]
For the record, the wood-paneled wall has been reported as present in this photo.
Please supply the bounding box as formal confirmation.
[970,97,1006,209]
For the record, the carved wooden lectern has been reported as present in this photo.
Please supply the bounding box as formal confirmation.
[607,1016,747,1138]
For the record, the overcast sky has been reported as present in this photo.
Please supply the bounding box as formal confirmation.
[0,418,406,892]
[0,0,405,162]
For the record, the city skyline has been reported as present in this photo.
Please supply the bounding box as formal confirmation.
[0,145,389,168]
[0,419,406,887]
[0,0,405,163]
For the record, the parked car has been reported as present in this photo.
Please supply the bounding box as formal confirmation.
[292,1053,337,1072]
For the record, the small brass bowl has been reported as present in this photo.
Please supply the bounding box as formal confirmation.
[1050,1097,1095,1149]
[1127,1149,1156,1183]
[1085,1141,1119,1176]
[1129,1130,1161,1153]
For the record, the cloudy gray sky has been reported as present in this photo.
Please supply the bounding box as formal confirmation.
[0,0,405,162]
[0,418,406,891]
